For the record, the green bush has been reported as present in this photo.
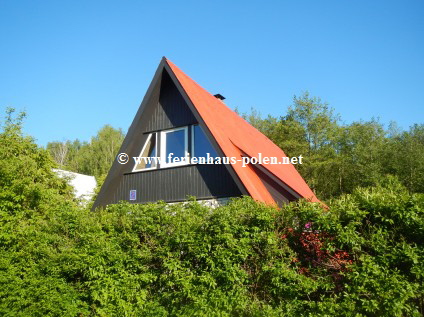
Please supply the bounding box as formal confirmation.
[1,109,423,316]
[1,186,423,316]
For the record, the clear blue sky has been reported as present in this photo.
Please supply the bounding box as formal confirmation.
[1,0,423,146]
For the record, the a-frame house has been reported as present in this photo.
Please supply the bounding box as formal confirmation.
[93,57,320,209]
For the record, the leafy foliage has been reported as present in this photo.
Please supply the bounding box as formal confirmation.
[47,124,125,179]
[2,101,424,315]
[242,92,424,199]
[1,126,423,317]
[0,108,74,214]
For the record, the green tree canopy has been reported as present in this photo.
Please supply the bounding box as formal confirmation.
[243,92,424,200]
[47,125,125,179]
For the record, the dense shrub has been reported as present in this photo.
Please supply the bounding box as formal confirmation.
[1,109,423,316]
[1,184,423,316]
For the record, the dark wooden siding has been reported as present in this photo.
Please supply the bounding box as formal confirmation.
[113,164,242,203]
[143,70,197,132]
[93,66,245,209]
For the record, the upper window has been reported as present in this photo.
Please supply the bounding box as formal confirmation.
[160,127,189,167]
[133,125,219,172]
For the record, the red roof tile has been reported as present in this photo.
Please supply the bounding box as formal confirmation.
[165,58,320,204]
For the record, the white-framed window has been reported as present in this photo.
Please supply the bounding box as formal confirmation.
[132,125,221,172]
[160,127,189,167]
[132,133,158,172]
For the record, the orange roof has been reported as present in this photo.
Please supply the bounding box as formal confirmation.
[165,58,320,204]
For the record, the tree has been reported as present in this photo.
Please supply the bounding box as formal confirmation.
[0,108,74,213]
[47,141,69,168]
[241,92,405,199]
[286,92,340,153]
[77,125,125,178]
[383,124,424,193]
[47,125,125,179]
[278,92,341,198]
[335,119,386,194]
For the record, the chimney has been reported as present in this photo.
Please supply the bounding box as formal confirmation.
[214,93,226,101]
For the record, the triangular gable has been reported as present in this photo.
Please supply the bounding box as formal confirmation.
[93,60,246,209]
[164,58,320,204]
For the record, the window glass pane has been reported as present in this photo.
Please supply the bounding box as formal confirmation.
[165,129,186,163]
[193,125,217,158]
[134,134,157,170]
